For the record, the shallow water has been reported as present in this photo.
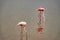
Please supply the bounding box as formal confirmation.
[0,0,60,40]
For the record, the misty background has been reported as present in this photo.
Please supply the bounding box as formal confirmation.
[0,0,60,40]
